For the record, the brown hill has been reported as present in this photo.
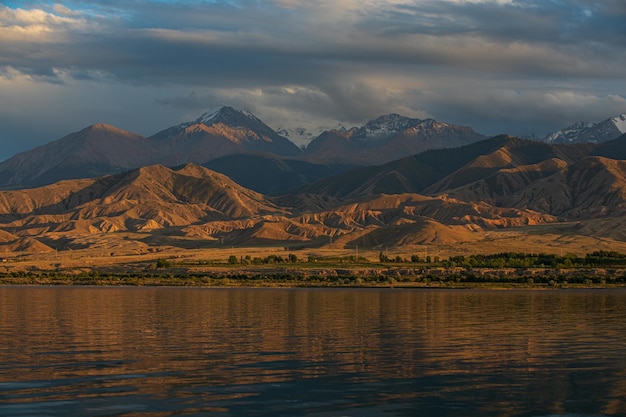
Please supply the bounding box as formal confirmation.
[301,136,594,201]
[0,164,561,252]
[299,136,519,199]
[432,151,626,221]
[502,156,626,219]
[424,137,586,194]
[2,134,626,255]
[209,193,555,247]
[0,164,288,244]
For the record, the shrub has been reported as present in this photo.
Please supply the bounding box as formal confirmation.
[156,258,171,268]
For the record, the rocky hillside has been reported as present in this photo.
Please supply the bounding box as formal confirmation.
[0,161,565,253]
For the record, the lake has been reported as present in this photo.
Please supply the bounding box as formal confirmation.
[1,287,625,416]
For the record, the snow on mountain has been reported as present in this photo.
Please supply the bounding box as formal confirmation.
[276,124,347,148]
[612,114,626,134]
[544,121,594,144]
[543,114,626,144]
[303,113,485,165]
[194,106,264,127]
[350,114,424,141]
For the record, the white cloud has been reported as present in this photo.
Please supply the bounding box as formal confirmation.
[0,5,97,41]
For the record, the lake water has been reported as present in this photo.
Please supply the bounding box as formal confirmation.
[1,287,625,417]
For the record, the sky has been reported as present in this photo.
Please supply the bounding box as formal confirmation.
[1,0,625,161]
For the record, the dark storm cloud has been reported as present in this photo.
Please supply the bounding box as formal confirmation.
[380,1,625,45]
[4,0,623,85]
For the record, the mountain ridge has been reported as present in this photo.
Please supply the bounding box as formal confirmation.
[302,113,486,165]
[2,131,626,254]
[0,106,490,190]
[543,114,626,144]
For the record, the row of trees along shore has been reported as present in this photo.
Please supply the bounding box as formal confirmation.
[3,251,626,287]
[215,251,626,269]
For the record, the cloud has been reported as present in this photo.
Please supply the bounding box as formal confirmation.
[3,1,624,84]
[0,0,625,158]
[413,87,626,136]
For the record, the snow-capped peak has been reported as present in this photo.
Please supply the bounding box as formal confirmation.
[276,124,347,148]
[195,106,262,126]
[544,121,593,143]
[543,113,626,144]
[611,114,626,134]
[351,113,423,141]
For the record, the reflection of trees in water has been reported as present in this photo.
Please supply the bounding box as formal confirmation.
[1,288,626,415]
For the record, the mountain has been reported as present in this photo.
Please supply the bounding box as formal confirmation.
[3,136,626,254]
[0,108,486,190]
[593,133,626,160]
[543,114,626,144]
[423,137,591,195]
[0,107,305,190]
[312,134,626,221]
[276,125,346,149]
[203,154,355,196]
[303,114,486,165]
[0,163,559,252]
[148,106,302,165]
[297,134,626,221]
[0,164,286,241]
[299,135,583,199]
[5,109,626,257]
[0,124,156,190]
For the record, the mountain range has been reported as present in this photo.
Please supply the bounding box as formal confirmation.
[0,107,486,190]
[2,106,624,191]
[2,107,626,255]
[543,114,626,144]
[1,130,626,254]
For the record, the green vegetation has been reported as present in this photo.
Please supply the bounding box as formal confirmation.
[2,251,626,288]
[155,258,171,268]
[444,251,626,269]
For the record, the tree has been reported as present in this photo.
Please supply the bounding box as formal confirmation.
[228,255,238,265]
[156,258,171,268]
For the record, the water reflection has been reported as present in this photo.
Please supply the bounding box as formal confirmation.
[1,287,625,416]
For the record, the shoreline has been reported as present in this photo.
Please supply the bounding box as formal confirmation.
[1,272,624,289]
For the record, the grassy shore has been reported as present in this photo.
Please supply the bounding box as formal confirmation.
[1,264,624,289]
[2,246,626,288]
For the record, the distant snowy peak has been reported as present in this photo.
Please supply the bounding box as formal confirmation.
[352,114,420,140]
[544,121,593,144]
[611,114,626,134]
[148,106,303,157]
[276,127,315,148]
[276,124,347,147]
[544,114,626,144]
[194,106,263,127]
[347,113,456,142]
